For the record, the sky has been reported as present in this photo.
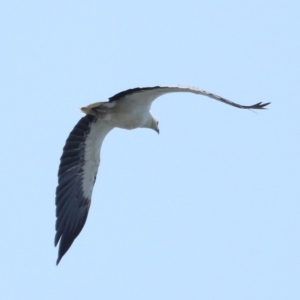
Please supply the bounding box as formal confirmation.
[1,0,300,299]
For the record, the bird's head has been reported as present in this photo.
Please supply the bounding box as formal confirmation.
[150,116,160,134]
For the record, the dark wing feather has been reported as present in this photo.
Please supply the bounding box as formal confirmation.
[55,114,96,265]
[109,86,162,102]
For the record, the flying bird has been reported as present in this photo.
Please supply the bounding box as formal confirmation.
[55,85,270,264]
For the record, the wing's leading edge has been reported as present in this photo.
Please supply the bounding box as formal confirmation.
[109,85,270,109]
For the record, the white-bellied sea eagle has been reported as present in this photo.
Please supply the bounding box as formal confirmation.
[55,85,270,264]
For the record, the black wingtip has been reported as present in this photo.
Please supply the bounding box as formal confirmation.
[56,257,61,266]
[55,245,66,265]
[55,236,75,266]
[55,242,71,266]
[248,102,271,109]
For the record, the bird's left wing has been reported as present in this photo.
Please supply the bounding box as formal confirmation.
[55,114,113,265]
[109,85,270,109]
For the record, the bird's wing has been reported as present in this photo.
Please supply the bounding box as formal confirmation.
[55,114,113,264]
[109,85,270,109]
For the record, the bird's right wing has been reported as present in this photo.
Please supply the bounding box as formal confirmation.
[55,114,113,264]
[109,85,270,110]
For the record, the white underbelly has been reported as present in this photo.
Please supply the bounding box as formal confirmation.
[110,115,145,129]
[105,107,149,129]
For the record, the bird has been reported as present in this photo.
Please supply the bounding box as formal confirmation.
[55,85,270,264]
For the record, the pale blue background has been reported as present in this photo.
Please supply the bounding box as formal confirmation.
[1,1,299,299]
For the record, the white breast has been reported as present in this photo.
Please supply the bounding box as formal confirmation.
[106,97,152,129]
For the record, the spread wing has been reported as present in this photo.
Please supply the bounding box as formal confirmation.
[55,114,113,265]
[109,85,270,109]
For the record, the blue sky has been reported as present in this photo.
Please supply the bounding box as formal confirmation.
[1,1,299,299]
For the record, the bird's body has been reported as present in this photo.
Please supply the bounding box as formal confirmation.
[55,85,270,264]
[82,99,153,130]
